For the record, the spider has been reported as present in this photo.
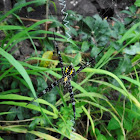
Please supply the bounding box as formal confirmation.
[27,33,105,119]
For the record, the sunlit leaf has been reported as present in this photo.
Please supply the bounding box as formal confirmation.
[40,51,54,67]
[135,0,140,7]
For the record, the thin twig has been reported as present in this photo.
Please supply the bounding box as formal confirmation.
[45,0,50,37]
[20,16,52,24]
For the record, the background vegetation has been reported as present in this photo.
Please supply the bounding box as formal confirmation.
[0,0,140,139]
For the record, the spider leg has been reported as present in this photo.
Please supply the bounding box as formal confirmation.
[66,80,76,119]
[73,62,90,76]
[72,45,106,76]
[26,78,63,105]
[53,32,64,76]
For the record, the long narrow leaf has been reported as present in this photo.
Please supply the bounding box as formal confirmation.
[0,101,57,118]
[0,94,58,118]
[118,22,140,44]
[0,48,36,98]
[119,75,140,87]
[0,125,58,140]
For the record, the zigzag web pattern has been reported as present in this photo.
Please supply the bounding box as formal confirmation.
[58,0,71,41]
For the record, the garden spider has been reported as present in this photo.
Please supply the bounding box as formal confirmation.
[27,33,105,119]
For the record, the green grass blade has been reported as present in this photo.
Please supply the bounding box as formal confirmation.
[0,89,20,95]
[4,19,56,51]
[81,106,95,135]
[0,112,14,116]
[90,79,140,109]
[80,99,126,138]
[0,94,58,118]
[0,48,36,98]
[0,0,39,22]
[0,101,57,118]
[0,25,24,30]
[0,125,59,140]
[119,75,140,87]
[0,66,14,80]
[75,92,120,117]
[118,22,140,44]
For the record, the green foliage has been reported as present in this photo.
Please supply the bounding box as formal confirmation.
[56,104,83,137]
[135,0,140,7]
[81,41,89,52]
[72,52,82,66]
[78,14,111,46]
[0,0,140,140]
[121,5,137,25]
